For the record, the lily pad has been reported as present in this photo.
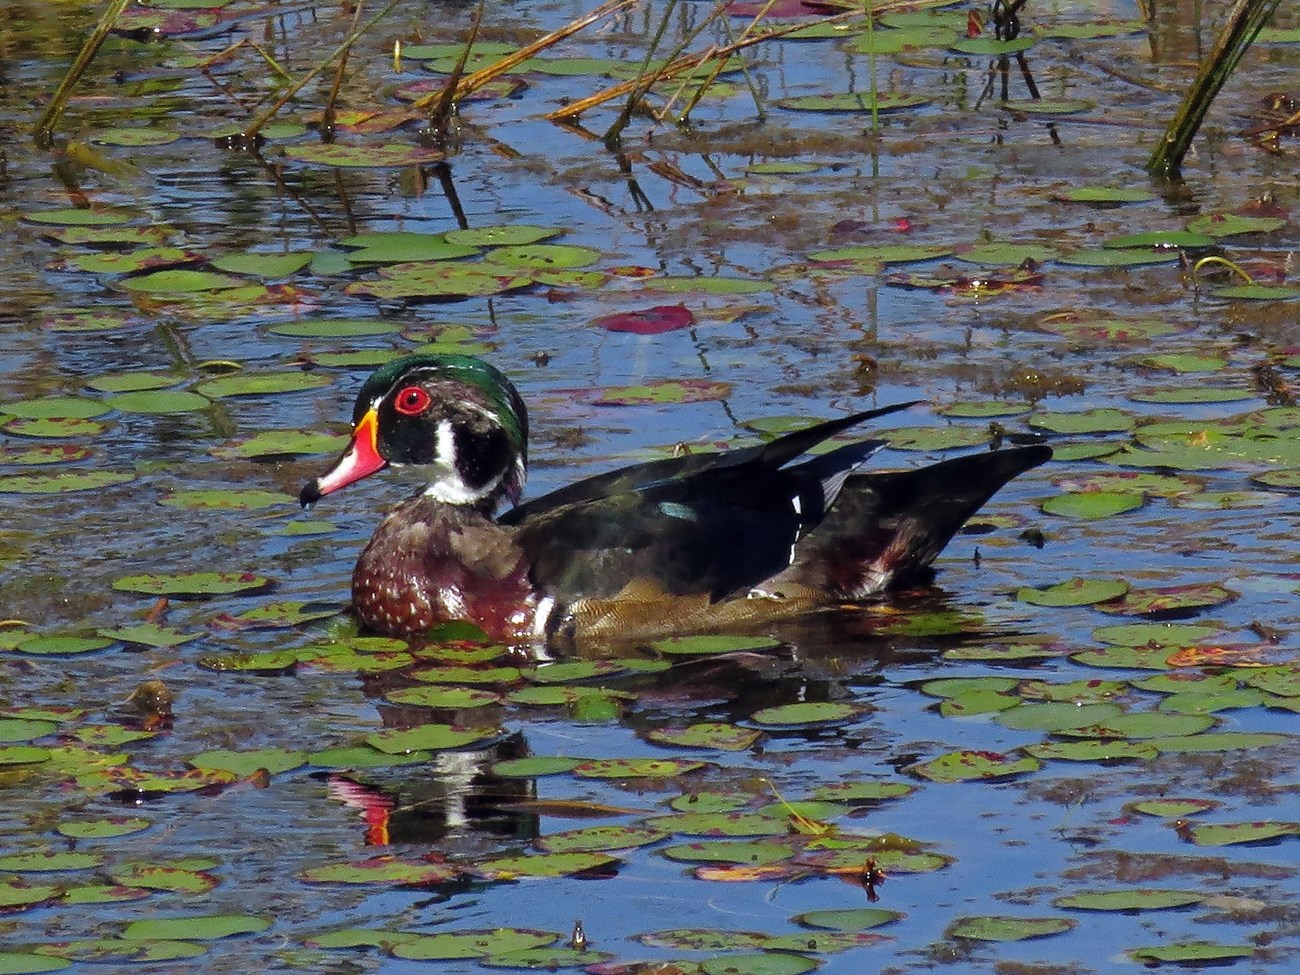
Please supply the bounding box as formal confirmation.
[1041,490,1144,519]
[193,371,329,398]
[1056,186,1156,204]
[121,915,271,941]
[909,750,1040,783]
[1016,577,1128,607]
[1129,942,1254,963]
[947,915,1074,941]
[366,723,500,754]
[536,825,668,853]
[300,856,458,885]
[112,571,273,597]
[750,702,865,728]
[388,929,558,961]
[645,723,762,751]
[188,748,306,777]
[573,758,706,779]
[652,634,781,656]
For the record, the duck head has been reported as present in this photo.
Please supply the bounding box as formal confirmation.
[300,353,529,512]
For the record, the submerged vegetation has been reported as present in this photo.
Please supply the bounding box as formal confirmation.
[0,0,1298,972]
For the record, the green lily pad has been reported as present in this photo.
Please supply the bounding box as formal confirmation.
[491,756,582,778]
[951,36,1035,55]
[213,430,348,459]
[1042,490,1144,519]
[444,225,564,247]
[1058,247,1179,267]
[384,685,502,708]
[25,206,136,226]
[1016,577,1128,607]
[306,745,433,769]
[483,244,600,270]
[645,723,762,751]
[105,864,219,894]
[1063,711,1214,739]
[56,816,151,839]
[31,940,204,963]
[1025,739,1158,761]
[340,233,480,264]
[1153,732,1287,753]
[163,489,288,510]
[939,690,1019,717]
[794,908,902,932]
[193,371,329,398]
[1128,387,1254,404]
[3,396,108,420]
[1092,622,1220,647]
[573,758,706,779]
[0,954,71,973]
[1029,409,1134,434]
[10,634,115,655]
[660,840,795,865]
[1130,942,1254,963]
[366,723,500,754]
[118,269,247,294]
[122,915,271,941]
[0,850,101,871]
[652,634,781,656]
[0,470,135,494]
[210,251,312,277]
[188,748,306,777]
[1185,212,1286,237]
[996,702,1122,732]
[0,717,58,742]
[299,856,458,885]
[1106,230,1215,250]
[1128,798,1220,818]
[1242,663,1300,697]
[947,915,1074,941]
[1184,821,1298,846]
[592,380,733,406]
[2,416,109,438]
[1056,186,1156,204]
[536,825,668,853]
[482,946,616,969]
[919,677,1019,698]
[909,750,1040,782]
[388,929,558,960]
[1054,888,1204,910]
[112,571,273,597]
[0,746,53,766]
[1093,582,1236,616]
[750,702,865,728]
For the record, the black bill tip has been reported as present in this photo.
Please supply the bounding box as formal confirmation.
[299,480,322,509]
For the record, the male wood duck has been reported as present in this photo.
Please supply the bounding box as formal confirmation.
[301,353,1051,648]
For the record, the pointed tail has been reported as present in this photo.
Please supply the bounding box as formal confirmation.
[776,445,1051,599]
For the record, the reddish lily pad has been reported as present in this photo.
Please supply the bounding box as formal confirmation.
[593,305,695,335]
[106,864,219,894]
[1093,583,1236,616]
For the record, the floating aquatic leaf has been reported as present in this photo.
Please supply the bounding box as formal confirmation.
[213,429,348,460]
[996,702,1122,732]
[794,908,902,932]
[1017,577,1128,607]
[306,745,432,769]
[1128,798,1219,817]
[366,723,500,754]
[646,723,762,751]
[659,840,795,865]
[1105,230,1215,250]
[1056,186,1155,204]
[1041,490,1143,520]
[121,915,271,941]
[909,750,1039,782]
[118,269,247,293]
[31,940,204,963]
[0,746,53,766]
[56,817,151,839]
[937,401,1032,418]
[445,225,564,247]
[484,244,600,270]
[54,246,198,274]
[3,396,108,420]
[491,756,582,778]
[385,685,501,708]
[939,690,1019,717]
[1036,313,1179,341]
[1025,739,1158,761]
[209,251,312,277]
[112,570,272,597]
[652,634,781,656]
[24,207,136,226]
[750,702,864,728]
[1185,212,1285,237]
[1029,409,1134,434]
[536,825,668,854]
[340,233,479,264]
[0,717,58,742]
[470,851,619,880]
[1129,942,1253,963]
[1055,888,1204,911]
[10,634,115,655]
[0,850,101,871]
[1128,387,1254,404]
[389,929,559,961]
[193,371,329,398]
[593,304,695,335]
[106,863,219,894]
[1092,622,1220,647]
[1092,582,1236,616]
[947,915,1073,941]
[1153,732,1287,753]
[590,380,732,406]
[0,470,134,494]
[188,748,306,777]
[1064,711,1214,740]
[1158,689,1263,713]
[573,758,706,779]
[1058,247,1178,267]
[300,856,458,885]
[698,954,818,975]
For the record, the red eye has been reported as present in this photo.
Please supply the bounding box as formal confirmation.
[393,386,431,416]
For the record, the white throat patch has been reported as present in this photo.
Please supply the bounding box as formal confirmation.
[419,418,503,505]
